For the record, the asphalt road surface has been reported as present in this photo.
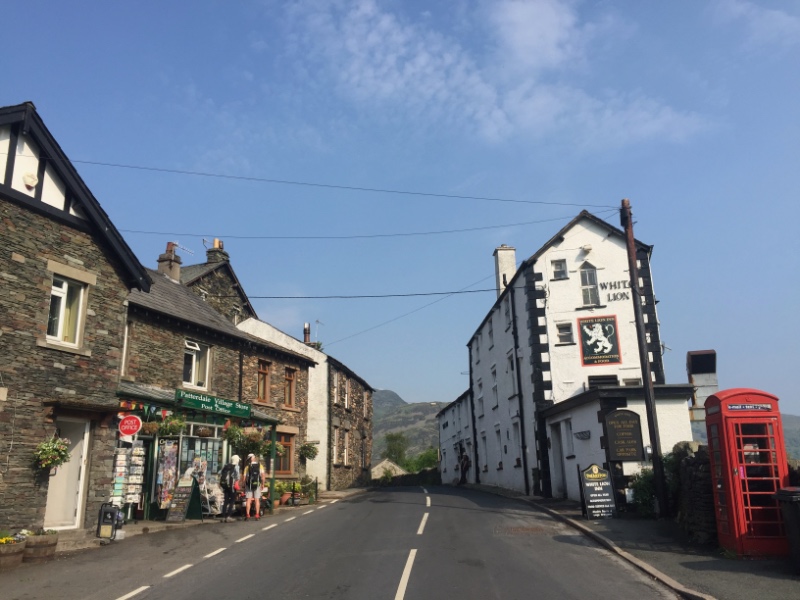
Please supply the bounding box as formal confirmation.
[1,487,679,600]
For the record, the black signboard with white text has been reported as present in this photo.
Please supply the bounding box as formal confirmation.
[605,410,644,462]
[581,464,617,519]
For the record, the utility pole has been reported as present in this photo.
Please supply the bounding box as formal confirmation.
[620,199,668,518]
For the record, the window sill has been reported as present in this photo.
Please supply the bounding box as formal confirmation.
[181,384,209,392]
[492,405,499,411]
[565,455,576,460]
[36,338,92,357]
[554,342,576,347]
[281,405,301,413]
[550,277,568,282]
[254,401,277,408]
[576,304,607,311]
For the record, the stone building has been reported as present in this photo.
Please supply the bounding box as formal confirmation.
[117,243,316,517]
[440,211,693,502]
[0,102,150,532]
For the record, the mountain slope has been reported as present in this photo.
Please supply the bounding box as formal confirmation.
[371,389,447,461]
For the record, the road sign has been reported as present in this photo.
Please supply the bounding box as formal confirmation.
[119,415,142,436]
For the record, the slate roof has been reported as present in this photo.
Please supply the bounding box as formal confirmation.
[128,268,313,365]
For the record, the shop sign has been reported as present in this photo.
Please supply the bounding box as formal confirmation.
[175,390,251,418]
[605,410,644,462]
[728,403,772,411]
[118,415,142,436]
[581,464,617,519]
[579,315,621,366]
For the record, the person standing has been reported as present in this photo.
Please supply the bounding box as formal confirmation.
[219,455,240,522]
[243,453,265,520]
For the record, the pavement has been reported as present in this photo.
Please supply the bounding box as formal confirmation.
[46,486,800,600]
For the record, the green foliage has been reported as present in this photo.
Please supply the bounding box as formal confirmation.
[299,443,318,461]
[33,437,71,469]
[158,415,185,436]
[380,468,394,485]
[629,467,657,518]
[224,425,283,459]
[404,447,439,473]
[382,432,409,466]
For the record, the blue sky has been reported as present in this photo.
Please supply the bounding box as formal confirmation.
[3,1,799,414]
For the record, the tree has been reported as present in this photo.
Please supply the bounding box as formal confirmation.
[406,447,438,473]
[382,432,409,466]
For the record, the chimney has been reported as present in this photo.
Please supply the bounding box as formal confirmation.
[304,323,311,344]
[157,242,182,282]
[493,245,516,298]
[686,350,718,423]
[206,238,230,264]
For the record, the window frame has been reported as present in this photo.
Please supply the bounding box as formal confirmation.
[183,339,210,390]
[257,360,271,404]
[284,368,296,408]
[556,322,574,344]
[580,263,600,306]
[343,430,350,466]
[552,259,568,280]
[47,275,86,347]
[332,427,339,465]
[276,433,294,474]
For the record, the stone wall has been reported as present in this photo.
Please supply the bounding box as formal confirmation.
[329,366,373,490]
[0,198,130,531]
[675,444,717,544]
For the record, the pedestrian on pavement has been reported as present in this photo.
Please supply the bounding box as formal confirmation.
[243,453,265,520]
[219,454,240,522]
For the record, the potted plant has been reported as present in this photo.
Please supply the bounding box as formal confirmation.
[33,437,71,471]
[158,415,185,436]
[195,426,213,438]
[20,529,59,563]
[0,532,24,572]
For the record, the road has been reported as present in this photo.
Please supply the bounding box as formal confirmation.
[1,486,679,600]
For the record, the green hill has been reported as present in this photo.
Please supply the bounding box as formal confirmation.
[371,389,447,461]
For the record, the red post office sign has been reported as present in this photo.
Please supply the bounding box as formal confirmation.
[119,415,143,436]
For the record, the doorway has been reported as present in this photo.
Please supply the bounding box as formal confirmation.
[44,419,90,530]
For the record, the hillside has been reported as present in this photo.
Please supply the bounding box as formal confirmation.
[371,389,447,461]
[691,414,800,461]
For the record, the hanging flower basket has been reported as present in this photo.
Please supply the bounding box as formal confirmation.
[158,416,185,436]
[141,421,160,436]
[298,443,318,461]
[33,437,71,470]
[195,426,213,438]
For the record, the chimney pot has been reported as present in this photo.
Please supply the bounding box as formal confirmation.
[157,242,182,281]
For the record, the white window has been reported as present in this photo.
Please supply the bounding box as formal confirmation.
[481,435,488,470]
[332,427,339,464]
[491,368,498,408]
[552,259,568,280]
[343,378,349,409]
[332,372,339,404]
[477,381,484,416]
[488,319,494,348]
[580,263,600,306]
[507,354,517,396]
[473,334,480,363]
[343,431,350,466]
[556,322,574,344]
[183,340,209,389]
[504,297,511,329]
[47,276,85,346]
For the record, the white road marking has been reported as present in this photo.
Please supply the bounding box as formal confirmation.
[421,487,428,494]
[426,496,430,507]
[164,564,193,578]
[317,504,327,509]
[417,513,429,535]
[394,549,417,600]
[115,586,150,600]
[262,524,277,531]
[330,499,338,504]
[285,516,296,522]
[303,510,314,515]
[204,548,226,558]
[235,534,255,543]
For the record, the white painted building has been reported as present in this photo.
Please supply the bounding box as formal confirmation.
[441,211,694,502]
[436,391,474,486]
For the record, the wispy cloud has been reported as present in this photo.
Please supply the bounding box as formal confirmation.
[714,0,800,50]
[274,0,708,148]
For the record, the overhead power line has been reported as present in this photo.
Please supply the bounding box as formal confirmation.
[121,209,619,240]
[221,288,497,299]
[20,153,615,208]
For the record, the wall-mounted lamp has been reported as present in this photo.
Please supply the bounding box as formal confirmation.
[582,244,592,253]
[644,445,653,461]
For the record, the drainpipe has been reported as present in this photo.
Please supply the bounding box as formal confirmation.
[468,346,480,484]
[508,283,531,495]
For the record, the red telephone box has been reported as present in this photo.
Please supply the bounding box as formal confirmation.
[705,388,789,557]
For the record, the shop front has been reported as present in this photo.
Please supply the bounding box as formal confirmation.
[113,383,278,521]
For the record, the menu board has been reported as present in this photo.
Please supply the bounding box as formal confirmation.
[605,410,644,462]
[166,476,204,523]
[581,464,617,520]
